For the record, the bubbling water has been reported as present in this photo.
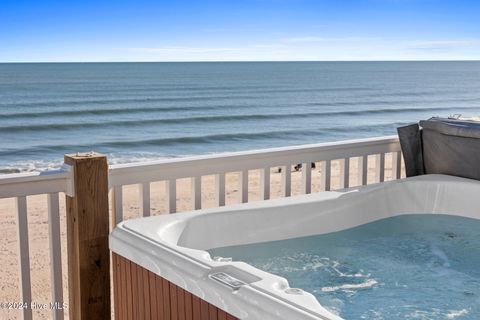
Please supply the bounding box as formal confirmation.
[209,214,480,319]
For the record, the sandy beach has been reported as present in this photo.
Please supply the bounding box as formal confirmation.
[0,155,402,319]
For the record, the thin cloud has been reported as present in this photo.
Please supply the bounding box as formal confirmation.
[282,36,378,43]
[116,44,288,55]
[120,46,250,53]
[408,39,480,50]
[110,38,480,61]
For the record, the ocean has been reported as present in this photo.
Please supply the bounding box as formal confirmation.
[1,61,479,173]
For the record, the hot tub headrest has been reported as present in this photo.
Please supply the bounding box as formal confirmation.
[398,117,480,180]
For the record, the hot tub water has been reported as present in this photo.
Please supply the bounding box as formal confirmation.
[208,215,480,319]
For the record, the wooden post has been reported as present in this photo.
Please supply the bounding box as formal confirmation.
[64,152,110,320]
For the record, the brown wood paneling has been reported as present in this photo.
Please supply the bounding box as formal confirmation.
[200,300,209,320]
[132,263,139,319]
[113,253,238,320]
[144,268,152,320]
[155,275,164,319]
[184,291,193,320]
[162,278,171,319]
[121,257,128,320]
[149,271,158,319]
[208,304,218,320]
[126,260,133,320]
[138,263,146,320]
[113,254,120,319]
[177,286,186,320]
[217,310,227,320]
[192,295,201,320]
[169,282,178,319]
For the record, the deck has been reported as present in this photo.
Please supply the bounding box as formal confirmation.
[0,135,403,320]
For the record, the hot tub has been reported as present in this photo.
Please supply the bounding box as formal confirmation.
[109,174,480,319]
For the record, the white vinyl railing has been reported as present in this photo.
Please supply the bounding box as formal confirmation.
[0,135,403,320]
[0,169,73,320]
[109,135,402,223]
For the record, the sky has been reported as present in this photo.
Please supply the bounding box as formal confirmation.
[0,0,479,62]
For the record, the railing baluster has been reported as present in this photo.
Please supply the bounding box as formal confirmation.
[166,179,177,213]
[105,135,400,191]
[393,151,402,179]
[376,153,385,182]
[47,193,64,320]
[112,186,123,224]
[345,158,350,188]
[339,158,350,189]
[302,162,312,194]
[260,168,270,200]
[281,165,291,197]
[361,155,368,185]
[239,170,248,203]
[15,196,32,320]
[139,182,150,217]
[191,176,201,209]
[320,160,331,191]
[215,173,226,206]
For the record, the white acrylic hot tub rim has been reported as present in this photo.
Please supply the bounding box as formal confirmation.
[109,174,480,320]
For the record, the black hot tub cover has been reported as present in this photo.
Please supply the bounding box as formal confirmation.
[397,117,480,180]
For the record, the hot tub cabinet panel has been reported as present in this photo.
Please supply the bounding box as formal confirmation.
[113,253,238,320]
[110,175,480,320]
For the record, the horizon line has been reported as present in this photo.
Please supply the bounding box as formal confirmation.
[1,59,480,64]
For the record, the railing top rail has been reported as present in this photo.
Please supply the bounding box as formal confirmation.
[0,169,69,184]
[109,135,400,187]
[0,136,401,197]
[0,167,74,198]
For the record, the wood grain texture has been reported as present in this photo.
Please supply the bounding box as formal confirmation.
[113,253,238,320]
[65,153,110,320]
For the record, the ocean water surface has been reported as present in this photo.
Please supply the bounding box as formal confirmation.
[208,214,480,320]
[1,61,480,172]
